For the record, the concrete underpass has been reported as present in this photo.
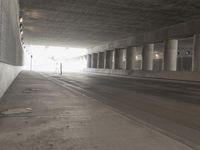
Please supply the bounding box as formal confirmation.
[1,0,200,150]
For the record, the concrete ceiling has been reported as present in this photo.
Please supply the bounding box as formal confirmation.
[19,0,200,48]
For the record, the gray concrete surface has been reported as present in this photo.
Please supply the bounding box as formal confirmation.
[0,62,21,99]
[46,72,200,150]
[0,0,23,99]
[85,68,200,81]
[0,71,195,150]
[19,0,200,48]
[0,0,23,66]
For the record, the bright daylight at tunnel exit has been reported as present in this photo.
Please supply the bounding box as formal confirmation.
[1,0,200,150]
[24,45,88,72]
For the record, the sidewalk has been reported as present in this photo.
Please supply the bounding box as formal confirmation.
[0,71,193,150]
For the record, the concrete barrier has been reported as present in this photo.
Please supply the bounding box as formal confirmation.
[84,68,200,82]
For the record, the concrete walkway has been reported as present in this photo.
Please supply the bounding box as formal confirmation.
[0,71,194,150]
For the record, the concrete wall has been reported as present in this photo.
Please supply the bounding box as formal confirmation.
[0,0,23,99]
[84,16,200,81]
[91,19,200,52]
[0,62,21,98]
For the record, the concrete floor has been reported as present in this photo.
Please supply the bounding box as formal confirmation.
[0,71,198,150]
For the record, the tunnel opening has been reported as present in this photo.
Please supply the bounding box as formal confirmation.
[24,45,88,73]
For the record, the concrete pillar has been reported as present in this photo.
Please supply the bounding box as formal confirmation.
[97,53,100,68]
[126,47,138,70]
[114,49,125,69]
[104,50,112,69]
[142,44,154,71]
[164,39,178,71]
[121,49,126,69]
[91,53,98,68]
[87,54,91,68]
[104,50,114,69]
[104,51,107,69]
[125,47,132,70]
[113,49,117,69]
[97,52,104,69]
[193,34,200,72]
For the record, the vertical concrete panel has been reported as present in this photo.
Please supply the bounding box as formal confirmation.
[92,53,98,68]
[98,52,104,69]
[142,44,154,71]
[0,0,23,66]
[122,49,127,70]
[131,47,138,70]
[113,49,117,69]
[110,51,113,69]
[119,49,126,70]
[112,50,116,69]
[87,54,92,68]
[97,53,100,68]
[164,40,178,71]
[125,47,132,70]
[126,47,142,70]
[193,34,200,72]
[0,0,23,99]
[104,51,107,69]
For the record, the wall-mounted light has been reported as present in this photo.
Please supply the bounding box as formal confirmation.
[155,53,159,59]
[20,18,23,23]
[185,51,191,55]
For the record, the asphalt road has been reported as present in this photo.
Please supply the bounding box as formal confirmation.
[0,71,195,150]
[45,72,200,150]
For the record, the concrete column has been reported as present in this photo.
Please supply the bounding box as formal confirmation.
[125,47,132,70]
[104,51,107,69]
[104,50,114,69]
[142,44,154,71]
[97,53,100,68]
[87,54,91,68]
[164,39,178,71]
[126,47,138,70]
[121,49,126,70]
[91,53,98,68]
[97,52,104,69]
[112,49,118,69]
[193,34,200,72]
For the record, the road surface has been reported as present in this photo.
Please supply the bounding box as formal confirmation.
[0,71,199,150]
[45,72,200,149]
